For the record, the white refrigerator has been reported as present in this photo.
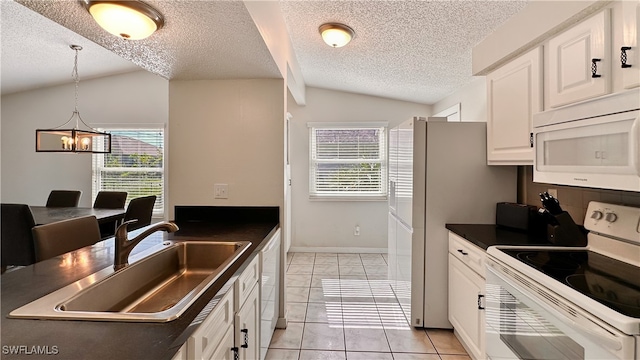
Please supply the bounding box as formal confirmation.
[388,117,516,328]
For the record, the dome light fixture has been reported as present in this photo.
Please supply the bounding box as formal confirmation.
[319,23,355,48]
[81,0,164,40]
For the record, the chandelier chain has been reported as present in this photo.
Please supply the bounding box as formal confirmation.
[72,46,80,113]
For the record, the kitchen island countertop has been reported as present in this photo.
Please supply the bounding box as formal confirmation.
[1,209,279,360]
[446,223,552,250]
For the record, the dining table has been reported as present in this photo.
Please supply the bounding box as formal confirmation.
[29,206,126,226]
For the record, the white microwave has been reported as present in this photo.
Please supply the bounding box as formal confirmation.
[533,89,640,192]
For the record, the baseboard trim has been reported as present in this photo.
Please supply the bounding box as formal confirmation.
[288,246,386,254]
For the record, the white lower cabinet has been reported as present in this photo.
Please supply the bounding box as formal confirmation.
[235,284,260,360]
[187,287,235,360]
[210,327,235,360]
[183,254,263,360]
[448,232,486,360]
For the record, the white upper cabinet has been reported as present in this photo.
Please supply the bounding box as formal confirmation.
[547,9,611,108]
[487,47,542,165]
[620,0,640,89]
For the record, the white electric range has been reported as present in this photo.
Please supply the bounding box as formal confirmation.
[485,201,640,360]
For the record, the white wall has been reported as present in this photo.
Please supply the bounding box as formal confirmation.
[287,87,430,252]
[1,71,168,207]
[432,77,487,122]
[167,79,285,220]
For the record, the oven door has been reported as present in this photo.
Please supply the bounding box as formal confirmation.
[485,261,635,360]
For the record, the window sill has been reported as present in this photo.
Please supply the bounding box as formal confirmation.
[309,195,388,202]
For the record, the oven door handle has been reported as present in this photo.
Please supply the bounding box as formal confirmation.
[632,113,640,176]
[568,314,623,351]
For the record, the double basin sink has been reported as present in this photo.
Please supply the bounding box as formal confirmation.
[9,240,251,322]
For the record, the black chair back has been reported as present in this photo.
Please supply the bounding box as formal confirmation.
[1,204,37,270]
[46,190,82,207]
[93,191,127,209]
[124,196,157,231]
[32,215,101,262]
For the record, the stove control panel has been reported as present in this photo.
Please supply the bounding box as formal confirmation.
[585,202,640,243]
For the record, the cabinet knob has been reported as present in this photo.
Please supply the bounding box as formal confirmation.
[591,58,602,78]
[621,47,632,68]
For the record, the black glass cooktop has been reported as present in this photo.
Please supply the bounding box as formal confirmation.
[502,249,640,318]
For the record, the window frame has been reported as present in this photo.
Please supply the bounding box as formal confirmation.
[92,125,166,217]
[308,122,388,201]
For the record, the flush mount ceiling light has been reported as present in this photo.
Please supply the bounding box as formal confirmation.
[319,23,355,48]
[36,45,111,154]
[81,0,164,40]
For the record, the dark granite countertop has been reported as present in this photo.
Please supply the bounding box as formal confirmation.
[445,223,552,250]
[1,206,279,360]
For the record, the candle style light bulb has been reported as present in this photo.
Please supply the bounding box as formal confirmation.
[81,138,91,151]
[61,136,68,150]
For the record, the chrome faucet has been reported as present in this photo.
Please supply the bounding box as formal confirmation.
[114,220,179,270]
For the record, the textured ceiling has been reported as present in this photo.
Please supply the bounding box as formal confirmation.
[12,0,281,81]
[280,0,528,104]
[2,0,528,104]
[0,0,140,94]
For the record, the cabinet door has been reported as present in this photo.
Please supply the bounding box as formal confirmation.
[188,288,235,360]
[236,284,260,360]
[487,47,542,165]
[209,327,235,360]
[548,10,611,108]
[622,0,640,89]
[448,254,484,360]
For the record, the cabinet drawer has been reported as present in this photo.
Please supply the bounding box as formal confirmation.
[235,255,260,310]
[448,232,486,278]
[188,287,234,360]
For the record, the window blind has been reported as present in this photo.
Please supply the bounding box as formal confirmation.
[92,129,164,215]
[309,126,387,198]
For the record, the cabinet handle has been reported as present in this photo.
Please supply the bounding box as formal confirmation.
[621,47,632,68]
[457,249,468,256]
[241,328,249,348]
[530,132,534,148]
[231,347,239,360]
[591,58,602,78]
[478,294,485,310]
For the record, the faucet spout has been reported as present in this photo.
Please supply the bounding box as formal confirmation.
[114,221,179,270]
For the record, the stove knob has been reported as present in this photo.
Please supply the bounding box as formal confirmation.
[591,210,604,220]
[605,212,618,223]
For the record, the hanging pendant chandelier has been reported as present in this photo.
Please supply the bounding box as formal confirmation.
[35,45,111,154]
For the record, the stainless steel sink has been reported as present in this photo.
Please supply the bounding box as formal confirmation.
[9,240,251,322]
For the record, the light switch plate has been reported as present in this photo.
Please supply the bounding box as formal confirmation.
[214,184,228,199]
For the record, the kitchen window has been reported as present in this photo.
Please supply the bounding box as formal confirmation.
[92,128,164,215]
[308,122,387,200]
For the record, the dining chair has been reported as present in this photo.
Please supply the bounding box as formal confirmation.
[93,191,127,239]
[123,196,157,231]
[1,204,37,273]
[46,190,82,207]
[32,215,101,262]
[93,191,127,209]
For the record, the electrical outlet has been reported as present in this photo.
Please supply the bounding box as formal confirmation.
[548,188,558,198]
[354,225,360,236]
[214,184,228,199]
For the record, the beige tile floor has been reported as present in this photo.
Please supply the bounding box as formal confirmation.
[267,252,471,360]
